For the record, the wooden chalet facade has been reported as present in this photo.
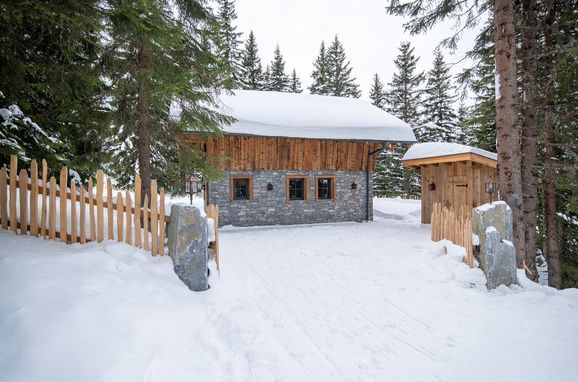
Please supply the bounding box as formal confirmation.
[193,90,416,227]
[401,143,498,224]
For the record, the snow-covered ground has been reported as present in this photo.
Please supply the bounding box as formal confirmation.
[1,198,577,382]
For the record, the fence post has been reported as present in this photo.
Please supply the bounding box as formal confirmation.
[96,170,104,242]
[9,155,17,233]
[0,167,7,230]
[59,167,67,242]
[70,182,77,244]
[80,186,86,244]
[143,194,149,251]
[30,160,38,236]
[40,159,47,238]
[159,187,165,256]
[134,174,141,248]
[49,176,56,239]
[19,169,28,235]
[107,177,113,240]
[151,181,158,256]
[125,190,132,245]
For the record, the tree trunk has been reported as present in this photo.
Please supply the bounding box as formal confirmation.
[494,0,525,266]
[543,0,561,289]
[137,42,152,202]
[520,0,539,281]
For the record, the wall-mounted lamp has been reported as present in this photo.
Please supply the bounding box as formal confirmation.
[428,182,436,191]
[351,182,357,190]
[267,182,273,191]
[485,177,495,204]
[185,174,201,205]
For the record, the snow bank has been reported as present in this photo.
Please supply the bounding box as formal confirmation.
[402,142,497,161]
[217,90,417,143]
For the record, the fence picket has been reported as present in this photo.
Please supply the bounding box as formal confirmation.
[80,186,86,244]
[70,182,77,244]
[151,181,158,256]
[40,159,47,237]
[158,187,165,255]
[134,174,141,248]
[49,177,56,239]
[9,156,17,233]
[125,190,132,245]
[19,169,28,235]
[88,178,96,241]
[30,160,38,236]
[107,178,113,240]
[1,167,7,230]
[96,170,104,242]
[143,194,149,251]
[117,192,123,242]
[59,167,67,242]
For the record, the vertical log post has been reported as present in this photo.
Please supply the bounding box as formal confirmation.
[143,194,149,251]
[134,174,142,248]
[0,167,7,229]
[150,180,158,256]
[80,186,86,244]
[116,192,123,242]
[88,178,96,242]
[30,160,38,236]
[158,187,165,256]
[19,169,28,234]
[9,155,17,233]
[125,190,132,245]
[40,159,47,238]
[96,170,104,242]
[107,178,113,240]
[59,167,67,243]
[70,182,77,244]
[49,177,57,239]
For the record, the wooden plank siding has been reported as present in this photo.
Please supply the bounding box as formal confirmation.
[198,135,382,172]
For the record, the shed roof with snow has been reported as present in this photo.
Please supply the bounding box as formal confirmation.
[218,90,416,143]
[402,142,497,169]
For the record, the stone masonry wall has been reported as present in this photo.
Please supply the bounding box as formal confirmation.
[207,170,372,227]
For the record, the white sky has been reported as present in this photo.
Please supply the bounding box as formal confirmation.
[234,0,484,101]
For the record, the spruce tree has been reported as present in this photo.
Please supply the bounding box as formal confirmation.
[239,30,264,90]
[420,50,458,142]
[289,69,303,93]
[309,41,329,95]
[369,74,386,109]
[216,0,243,85]
[262,65,271,90]
[105,0,230,197]
[267,45,290,92]
[326,36,361,98]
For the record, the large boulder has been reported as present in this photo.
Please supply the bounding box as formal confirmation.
[473,202,519,289]
[167,204,209,291]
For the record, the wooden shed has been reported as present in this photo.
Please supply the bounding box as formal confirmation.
[401,143,498,224]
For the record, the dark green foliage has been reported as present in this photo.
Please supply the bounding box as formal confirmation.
[0,0,107,175]
[289,69,303,93]
[369,74,386,109]
[239,31,264,90]
[216,0,243,86]
[420,50,459,142]
[309,41,329,95]
[266,45,290,92]
[326,36,361,98]
[373,146,420,198]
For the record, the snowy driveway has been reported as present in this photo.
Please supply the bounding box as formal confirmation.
[1,198,577,382]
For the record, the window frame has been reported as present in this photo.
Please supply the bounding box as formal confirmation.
[229,175,253,203]
[315,175,336,202]
[285,175,309,203]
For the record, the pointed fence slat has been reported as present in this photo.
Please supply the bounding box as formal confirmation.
[134,174,142,248]
[116,192,123,242]
[143,194,149,251]
[96,170,104,242]
[88,178,96,242]
[430,202,474,268]
[107,178,113,240]
[125,190,132,245]
[158,188,165,256]
[30,160,38,236]
[40,159,48,238]
[49,177,56,239]
[80,186,86,244]
[70,182,77,244]
[1,167,7,230]
[150,181,158,256]
[9,156,17,233]
[59,167,67,243]
[19,169,28,235]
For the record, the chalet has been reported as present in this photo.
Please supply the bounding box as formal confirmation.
[194,90,416,227]
[401,142,498,224]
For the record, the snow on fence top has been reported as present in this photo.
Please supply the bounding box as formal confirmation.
[218,90,416,143]
[402,142,497,162]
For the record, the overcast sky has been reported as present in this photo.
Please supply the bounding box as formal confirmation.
[234,0,484,101]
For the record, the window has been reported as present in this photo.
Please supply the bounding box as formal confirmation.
[315,176,336,201]
[286,176,308,202]
[229,175,253,202]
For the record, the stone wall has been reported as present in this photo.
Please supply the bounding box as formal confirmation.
[207,170,372,226]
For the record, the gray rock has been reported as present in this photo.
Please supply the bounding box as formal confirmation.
[167,204,209,291]
[473,201,519,289]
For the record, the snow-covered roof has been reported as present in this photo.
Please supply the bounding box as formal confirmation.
[402,142,497,162]
[217,90,416,143]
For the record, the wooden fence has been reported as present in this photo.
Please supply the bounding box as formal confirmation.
[205,204,220,274]
[0,155,169,255]
[430,203,474,268]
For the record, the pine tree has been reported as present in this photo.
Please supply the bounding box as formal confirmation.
[421,50,458,142]
[239,30,264,90]
[309,41,330,95]
[267,45,290,92]
[369,74,386,109]
[325,36,361,98]
[262,65,271,90]
[289,69,303,93]
[216,0,243,85]
[105,0,231,197]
